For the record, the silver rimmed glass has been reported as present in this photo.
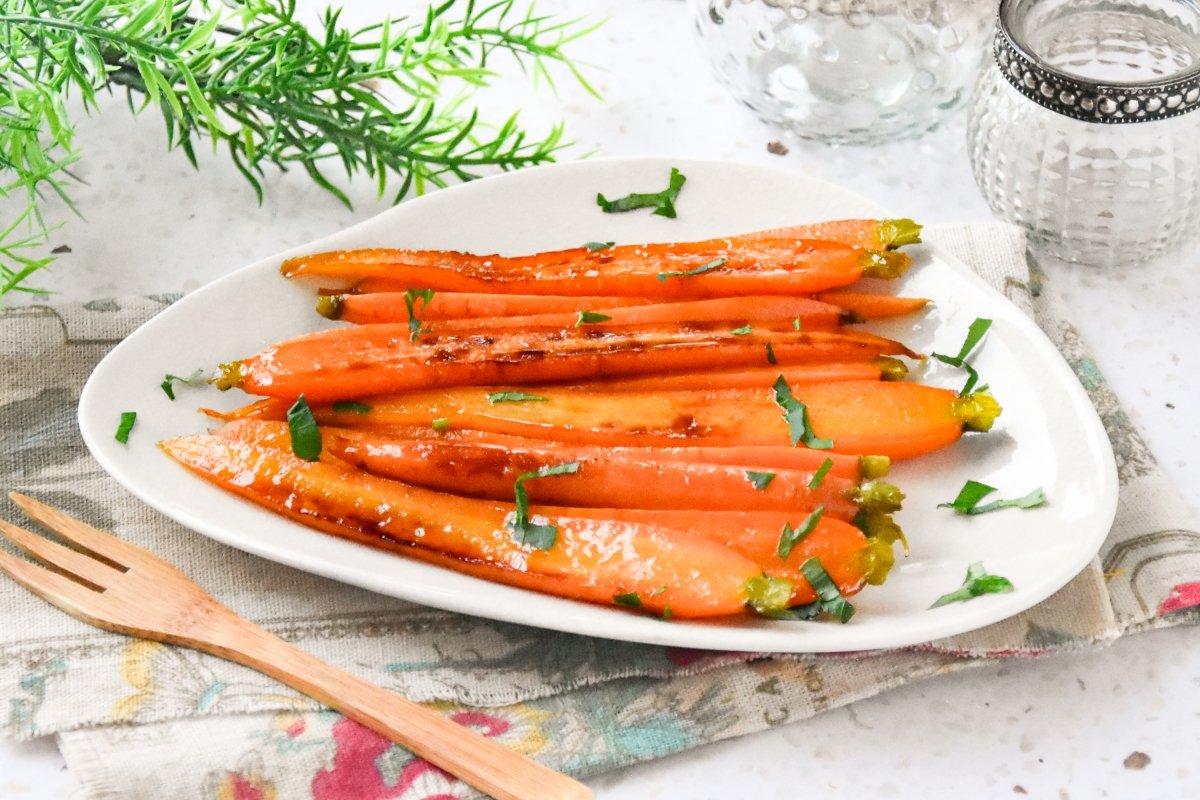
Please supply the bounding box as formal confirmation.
[968,0,1200,266]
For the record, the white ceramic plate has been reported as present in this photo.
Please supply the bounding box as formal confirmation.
[78,158,1117,652]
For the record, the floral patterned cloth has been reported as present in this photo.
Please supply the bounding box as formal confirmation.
[0,223,1197,799]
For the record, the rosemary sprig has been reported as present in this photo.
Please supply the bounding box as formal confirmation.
[0,0,598,297]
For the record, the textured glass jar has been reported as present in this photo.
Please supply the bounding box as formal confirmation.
[689,0,996,145]
[967,0,1200,266]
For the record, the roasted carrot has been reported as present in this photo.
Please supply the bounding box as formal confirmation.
[325,290,653,321]
[219,328,914,402]
[816,291,930,321]
[580,360,906,391]
[281,236,908,298]
[321,293,844,331]
[313,424,862,518]
[225,381,998,459]
[161,423,791,618]
[746,219,922,251]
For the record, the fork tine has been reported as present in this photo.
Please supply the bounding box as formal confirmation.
[0,518,122,587]
[9,492,136,568]
[0,550,104,619]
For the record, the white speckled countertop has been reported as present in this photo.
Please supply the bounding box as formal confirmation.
[2,1,1198,798]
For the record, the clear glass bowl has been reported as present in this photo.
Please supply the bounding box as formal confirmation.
[689,0,996,145]
[967,0,1200,266]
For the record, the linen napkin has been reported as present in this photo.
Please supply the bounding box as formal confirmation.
[0,223,1196,800]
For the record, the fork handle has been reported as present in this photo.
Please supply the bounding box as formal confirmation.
[207,616,591,800]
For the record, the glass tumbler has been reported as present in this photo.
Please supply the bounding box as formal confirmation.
[967,0,1200,266]
[689,0,996,145]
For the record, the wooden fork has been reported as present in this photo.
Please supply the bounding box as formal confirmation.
[0,492,591,800]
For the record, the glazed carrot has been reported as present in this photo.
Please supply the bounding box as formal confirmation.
[316,425,862,518]
[321,293,844,331]
[746,219,922,251]
[236,381,999,459]
[326,290,652,321]
[161,423,790,618]
[580,360,905,391]
[219,327,914,402]
[816,291,930,321]
[281,236,908,298]
[201,403,881,479]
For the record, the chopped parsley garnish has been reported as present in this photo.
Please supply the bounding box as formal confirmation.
[746,470,776,491]
[596,167,686,218]
[575,310,612,326]
[160,369,205,401]
[932,318,992,396]
[772,375,833,449]
[938,480,1047,515]
[431,417,451,431]
[332,401,372,414]
[508,461,581,549]
[765,341,777,364]
[798,557,855,622]
[730,324,753,335]
[487,391,548,404]
[286,395,321,461]
[656,256,726,282]
[114,411,137,444]
[930,562,1014,608]
[403,288,435,342]
[583,241,615,251]
[793,317,802,331]
[777,507,825,559]
[808,458,834,490]
[660,606,673,621]
[614,592,643,608]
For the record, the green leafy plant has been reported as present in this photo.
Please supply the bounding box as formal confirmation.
[0,0,599,297]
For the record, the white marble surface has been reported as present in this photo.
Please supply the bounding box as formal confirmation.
[2,1,1198,798]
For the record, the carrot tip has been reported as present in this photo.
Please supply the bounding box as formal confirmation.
[952,391,1003,432]
[861,537,897,585]
[860,250,912,279]
[875,356,909,381]
[855,481,906,514]
[212,361,246,392]
[878,218,923,249]
[859,455,891,480]
[745,575,794,615]
[316,295,344,320]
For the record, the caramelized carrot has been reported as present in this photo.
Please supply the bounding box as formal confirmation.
[161,423,788,618]
[747,219,922,251]
[816,291,930,321]
[221,328,914,402]
[580,360,904,391]
[323,294,843,331]
[329,290,651,320]
[314,425,862,518]
[240,381,999,459]
[281,237,906,298]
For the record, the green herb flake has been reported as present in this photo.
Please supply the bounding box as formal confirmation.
[777,506,825,560]
[431,417,451,431]
[583,241,615,251]
[931,561,1015,608]
[808,458,834,490]
[932,318,993,396]
[793,317,802,331]
[508,461,581,549]
[746,470,777,491]
[650,585,667,597]
[765,341,777,365]
[938,480,1047,516]
[487,391,549,404]
[730,324,753,335]
[772,375,834,450]
[575,310,613,326]
[403,288,435,342]
[660,606,673,621]
[286,395,322,461]
[799,556,855,622]
[160,369,205,401]
[614,592,643,608]
[597,167,686,218]
[332,401,372,414]
[114,412,137,444]
[656,256,727,282]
